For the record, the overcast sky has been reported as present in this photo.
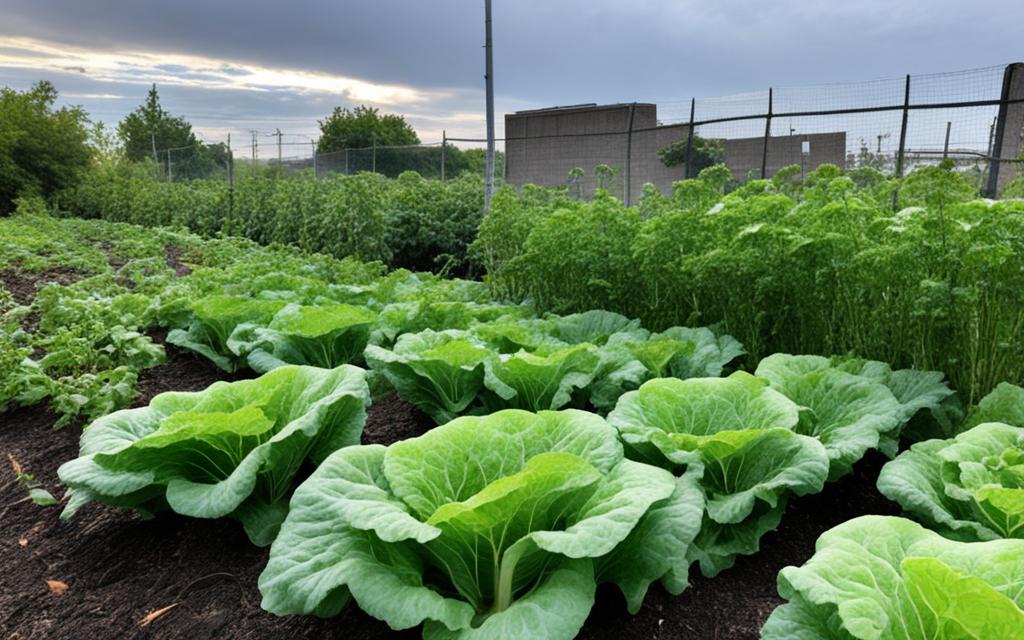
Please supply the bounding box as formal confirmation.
[0,0,1021,155]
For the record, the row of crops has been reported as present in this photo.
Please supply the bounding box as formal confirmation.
[57,163,1024,407]
[60,167,486,274]
[472,164,1024,406]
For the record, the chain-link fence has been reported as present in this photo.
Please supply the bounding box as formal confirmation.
[155,129,501,181]
[151,63,1024,207]
[503,63,1024,204]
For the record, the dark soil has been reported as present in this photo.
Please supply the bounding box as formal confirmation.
[164,246,192,277]
[0,266,87,307]
[98,240,129,271]
[0,350,900,640]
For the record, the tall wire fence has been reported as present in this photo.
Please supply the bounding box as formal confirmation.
[151,62,1024,206]
[502,63,1024,203]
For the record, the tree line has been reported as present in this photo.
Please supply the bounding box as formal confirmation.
[1,81,502,213]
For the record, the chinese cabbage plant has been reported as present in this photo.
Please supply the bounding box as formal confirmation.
[760,516,1024,639]
[226,303,376,373]
[167,296,287,372]
[364,329,492,424]
[964,381,1024,429]
[57,365,369,545]
[259,409,703,640]
[877,421,1024,540]
[607,372,830,576]
[366,314,746,423]
[589,325,745,411]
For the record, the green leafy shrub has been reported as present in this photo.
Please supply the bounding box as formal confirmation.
[258,409,703,639]
[477,163,1024,402]
[58,364,369,545]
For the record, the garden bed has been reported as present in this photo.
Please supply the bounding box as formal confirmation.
[0,342,900,640]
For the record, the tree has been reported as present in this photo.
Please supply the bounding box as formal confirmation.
[118,85,223,180]
[463,148,505,178]
[658,135,725,176]
[0,81,92,214]
[317,105,420,153]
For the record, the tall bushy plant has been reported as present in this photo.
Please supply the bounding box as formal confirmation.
[478,163,1024,401]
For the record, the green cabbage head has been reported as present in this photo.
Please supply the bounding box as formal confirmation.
[760,516,1024,639]
[878,421,1024,540]
[57,364,369,545]
[607,371,830,576]
[258,409,703,640]
[226,302,376,373]
[166,296,287,372]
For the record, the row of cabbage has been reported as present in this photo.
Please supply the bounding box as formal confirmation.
[58,341,1024,638]
[166,294,746,422]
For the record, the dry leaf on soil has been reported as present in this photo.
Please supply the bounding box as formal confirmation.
[46,580,68,595]
[139,603,178,627]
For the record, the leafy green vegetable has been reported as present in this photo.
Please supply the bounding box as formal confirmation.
[964,382,1024,429]
[481,344,600,412]
[364,330,491,424]
[545,310,644,346]
[607,372,829,575]
[877,421,1024,540]
[167,296,286,372]
[227,303,376,373]
[259,409,703,639]
[58,364,369,545]
[755,354,905,479]
[757,354,956,467]
[589,326,745,411]
[49,366,139,429]
[760,516,1024,639]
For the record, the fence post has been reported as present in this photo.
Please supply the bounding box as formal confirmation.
[986,64,1017,198]
[441,130,447,181]
[312,140,317,178]
[684,98,696,179]
[761,88,773,179]
[167,149,172,181]
[625,102,637,205]
[227,148,234,231]
[344,148,349,175]
[943,121,951,159]
[895,74,911,178]
[372,134,377,173]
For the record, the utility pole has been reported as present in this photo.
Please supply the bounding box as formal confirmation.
[484,0,496,214]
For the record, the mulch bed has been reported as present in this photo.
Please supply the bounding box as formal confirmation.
[0,346,901,640]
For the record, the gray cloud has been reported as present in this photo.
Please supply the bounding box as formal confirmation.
[0,0,1021,144]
